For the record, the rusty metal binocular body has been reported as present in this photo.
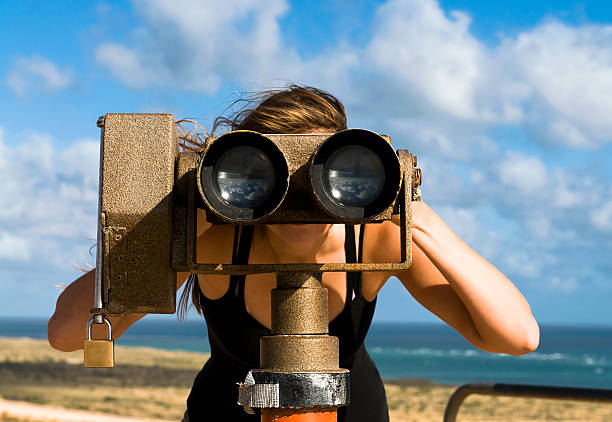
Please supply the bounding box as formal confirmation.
[94,113,420,316]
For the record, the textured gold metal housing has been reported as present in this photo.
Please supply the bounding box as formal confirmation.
[97,113,177,315]
[95,114,421,315]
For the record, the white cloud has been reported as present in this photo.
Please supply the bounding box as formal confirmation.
[0,232,31,261]
[547,276,578,294]
[501,21,612,147]
[385,117,498,162]
[6,55,74,98]
[366,0,508,122]
[361,1,612,147]
[496,152,549,196]
[93,0,612,148]
[95,0,303,92]
[503,250,544,279]
[95,44,159,90]
[472,150,601,220]
[591,200,612,232]
[550,170,583,209]
[524,217,551,239]
[421,143,611,293]
[0,128,98,269]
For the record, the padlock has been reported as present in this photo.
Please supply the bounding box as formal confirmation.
[83,316,114,368]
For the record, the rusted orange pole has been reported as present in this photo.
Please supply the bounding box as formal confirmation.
[261,407,337,422]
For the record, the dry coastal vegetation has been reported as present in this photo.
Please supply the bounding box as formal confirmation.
[1,337,611,422]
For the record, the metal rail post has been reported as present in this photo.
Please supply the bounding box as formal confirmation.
[444,383,612,422]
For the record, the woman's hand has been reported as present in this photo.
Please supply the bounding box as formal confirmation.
[391,201,540,355]
[49,212,214,352]
[48,270,146,352]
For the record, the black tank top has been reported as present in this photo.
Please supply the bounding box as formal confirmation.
[186,225,389,421]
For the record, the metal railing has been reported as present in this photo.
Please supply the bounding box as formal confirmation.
[443,383,612,422]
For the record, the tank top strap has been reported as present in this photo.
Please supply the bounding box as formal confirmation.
[231,225,254,303]
[231,225,240,262]
[232,225,254,264]
[344,225,357,264]
[356,223,366,298]
[358,224,365,264]
[344,224,365,303]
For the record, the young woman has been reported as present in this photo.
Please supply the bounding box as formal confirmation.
[48,85,539,421]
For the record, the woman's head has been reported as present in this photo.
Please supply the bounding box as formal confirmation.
[178,85,347,151]
[177,85,346,319]
[219,85,347,134]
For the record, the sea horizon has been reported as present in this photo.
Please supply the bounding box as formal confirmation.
[2,317,611,389]
[4,314,612,327]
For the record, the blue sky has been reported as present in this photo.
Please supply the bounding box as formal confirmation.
[1,0,611,325]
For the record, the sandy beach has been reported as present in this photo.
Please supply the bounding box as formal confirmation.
[1,337,611,422]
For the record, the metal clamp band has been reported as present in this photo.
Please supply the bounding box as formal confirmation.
[238,370,350,414]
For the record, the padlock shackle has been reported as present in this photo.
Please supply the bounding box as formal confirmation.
[86,316,113,341]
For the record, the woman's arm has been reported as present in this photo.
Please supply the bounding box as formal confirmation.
[47,270,147,352]
[48,209,211,352]
[388,201,539,355]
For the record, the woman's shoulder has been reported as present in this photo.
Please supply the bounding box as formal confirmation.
[358,221,399,301]
[362,220,401,263]
[196,223,235,263]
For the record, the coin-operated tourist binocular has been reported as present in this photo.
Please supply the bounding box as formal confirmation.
[85,113,422,420]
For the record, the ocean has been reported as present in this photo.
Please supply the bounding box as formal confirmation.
[2,317,611,389]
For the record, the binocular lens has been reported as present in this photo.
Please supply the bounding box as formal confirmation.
[310,128,401,222]
[324,145,385,207]
[213,146,277,208]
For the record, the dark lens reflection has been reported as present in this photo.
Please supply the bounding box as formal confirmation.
[213,146,276,208]
[324,145,385,207]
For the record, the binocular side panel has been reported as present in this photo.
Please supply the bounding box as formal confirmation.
[99,113,178,314]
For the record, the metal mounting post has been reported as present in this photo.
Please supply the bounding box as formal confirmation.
[238,272,350,420]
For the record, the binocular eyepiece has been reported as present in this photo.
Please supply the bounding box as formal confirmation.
[198,129,403,224]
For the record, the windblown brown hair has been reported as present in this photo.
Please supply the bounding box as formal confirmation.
[177,85,347,321]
